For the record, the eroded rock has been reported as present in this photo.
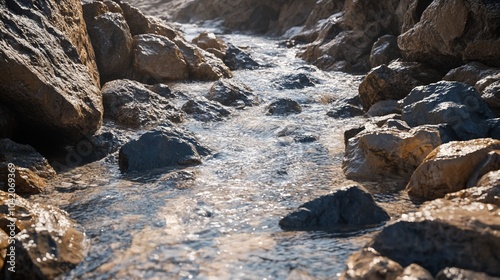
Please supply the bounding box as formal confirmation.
[436,267,500,280]
[192,32,228,59]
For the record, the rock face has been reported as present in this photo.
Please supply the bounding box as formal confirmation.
[401,81,495,140]
[0,106,17,139]
[0,0,103,144]
[343,126,442,181]
[267,99,302,116]
[370,35,401,68]
[398,0,500,69]
[181,98,231,122]
[279,185,389,231]
[207,79,258,107]
[102,79,183,128]
[406,138,500,200]
[0,191,86,279]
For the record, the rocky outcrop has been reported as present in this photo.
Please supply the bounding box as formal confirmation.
[279,185,389,232]
[0,0,103,145]
[207,79,258,108]
[181,98,231,122]
[267,99,302,116]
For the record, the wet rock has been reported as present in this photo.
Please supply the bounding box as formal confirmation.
[207,78,258,107]
[398,0,500,69]
[401,81,495,140]
[396,264,434,280]
[327,98,364,119]
[476,73,500,93]
[0,0,102,144]
[132,34,189,82]
[436,267,500,280]
[445,170,500,206]
[340,247,403,280]
[0,105,16,139]
[1,166,46,195]
[102,79,183,128]
[267,99,302,116]
[370,198,500,277]
[366,100,401,117]
[343,126,442,181]
[273,73,318,90]
[444,62,500,86]
[223,43,259,70]
[85,131,122,162]
[0,139,56,180]
[0,191,86,279]
[182,98,231,122]
[406,138,500,200]
[370,35,401,68]
[192,32,228,59]
[482,81,500,116]
[280,185,389,232]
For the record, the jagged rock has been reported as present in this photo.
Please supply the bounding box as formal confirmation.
[207,78,258,107]
[383,119,410,131]
[343,126,442,181]
[102,79,183,128]
[0,191,86,279]
[436,267,500,280]
[223,43,259,70]
[406,138,500,200]
[401,81,495,140]
[273,73,318,90]
[0,105,16,139]
[132,34,189,81]
[482,81,500,116]
[370,198,500,277]
[303,0,344,31]
[192,32,228,59]
[340,248,403,280]
[182,98,231,122]
[443,62,500,86]
[0,0,102,144]
[398,0,500,69]
[0,139,56,180]
[267,99,302,116]
[327,97,364,119]
[370,35,401,68]
[445,170,500,206]
[366,100,401,117]
[279,185,389,231]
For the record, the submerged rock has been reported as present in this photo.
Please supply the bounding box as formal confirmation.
[207,78,258,107]
[182,98,231,122]
[267,99,302,116]
[279,185,389,232]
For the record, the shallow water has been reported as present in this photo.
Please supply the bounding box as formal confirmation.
[36,24,418,279]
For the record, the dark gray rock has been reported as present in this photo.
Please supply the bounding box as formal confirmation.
[146,83,173,99]
[273,73,318,90]
[267,99,302,116]
[487,119,500,140]
[182,98,231,122]
[366,100,401,117]
[279,185,389,232]
[436,267,500,280]
[207,78,258,108]
[223,43,259,70]
[444,62,500,86]
[0,105,16,139]
[370,34,401,68]
[344,126,365,147]
[327,98,364,118]
[116,0,150,36]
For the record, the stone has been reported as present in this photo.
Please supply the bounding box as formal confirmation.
[147,83,174,99]
[406,138,500,200]
[279,185,389,231]
[102,79,183,128]
[273,73,318,90]
[476,73,500,93]
[181,98,231,122]
[370,198,500,277]
[445,170,500,206]
[0,230,7,271]
[366,100,401,117]
[116,0,150,36]
[0,191,86,279]
[396,264,434,280]
[482,81,500,116]
[327,97,364,118]
[207,79,258,107]
[0,0,102,144]
[466,150,500,188]
[1,166,46,195]
[132,34,189,82]
[223,43,259,70]
[436,267,500,280]
[267,99,302,116]
[144,16,180,40]
[192,32,228,57]
[401,81,495,140]
[0,139,56,180]
[340,248,403,280]
[343,126,442,181]
[487,119,500,140]
[370,35,401,68]
[444,62,500,86]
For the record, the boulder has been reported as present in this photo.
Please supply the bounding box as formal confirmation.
[366,100,401,117]
[444,62,500,86]
[279,185,389,231]
[488,119,500,140]
[102,79,183,128]
[132,34,189,82]
[192,32,228,59]
[0,105,16,139]
[146,83,174,99]
[207,79,258,108]
[436,267,500,280]
[223,43,259,70]
[406,138,500,200]
[396,264,434,280]
[343,126,442,181]
[370,198,500,277]
[267,99,302,116]
[445,169,500,206]
[0,191,86,279]
[181,98,231,122]
[115,0,150,36]
[482,81,500,116]
[0,0,102,144]
[466,150,500,187]
[1,166,46,195]
[340,248,403,280]
[398,0,500,69]
[0,139,56,180]
[273,73,318,90]
[401,81,495,140]
[370,35,401,68]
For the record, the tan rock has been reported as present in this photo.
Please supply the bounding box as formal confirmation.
[1,166,46,195]
[445,169,500,206]
[192,32,228,54]
[0,230,7,271]
[396,264,433,280]
[340,247,403,280]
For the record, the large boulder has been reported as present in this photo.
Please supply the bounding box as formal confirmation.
[0,0,102,144]
[398,0,500,69]
[207,79,258,108]
[279,185,389,232]
[401,81,495,140]
[406,138,500,200]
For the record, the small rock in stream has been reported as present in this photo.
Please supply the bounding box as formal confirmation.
[267,98,302,116]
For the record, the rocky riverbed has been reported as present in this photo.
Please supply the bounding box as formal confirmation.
[1,0,500,279]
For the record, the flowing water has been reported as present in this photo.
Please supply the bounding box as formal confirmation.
[36,23,417,279]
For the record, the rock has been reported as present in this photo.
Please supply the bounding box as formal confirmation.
[445,170,500,206]
[294,134,319,143]
[383,119,410,131]
[476,73,500,93]
[223,43,259,70]
[144,16,180,40]
[343,126,442,181]
[0,139,56,180]
[396,264,434,280]
[482,81,500,116]
[207,78,258,107]
[436,267,500,280]
[340,248,403,280]
[118,126,208,173]
[132,34,189,82]
[0,230,7,271]
[84,131,122,163]
[273,73,318,90]
[0,166,46,195]
[279,185,389,231]
[327,97,364,118]
[146,83,173,99]
[102,79,183,128]
[267,99,302,116]
[366,100,401,117]
[401,81,495,140]
[398,0,500,69]
[303,0,344,31]
[488,119,500,140]
[0,105,16,139]
[370,35,401,68]
[406,138,500,200]
[370,198,500,276]
[0,191,86,279]
[0,0,102,144]
[344,126,365,147]
[444,62,500,86]
[115,0,150,36]
[181,98,231,122]
[466,150,500,188]
[192,32,228,59]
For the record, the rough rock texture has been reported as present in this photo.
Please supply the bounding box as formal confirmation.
[370,198,500,277]
[398,0,500,69]
[1,166,46,195]
[0,191,86,279]
[267,99,302,116]
[343,126,442,181]
[445,170,500,206]
[401,81,495,140]
[0,139,56,180]
[279,185,389,231]
[466,150,500,187]
[406,138,500,200]
[0,0,103,144]
[223,43,259,70]
[192,32,228,59]
[133,34,189,81]
[340,248,403,280]
[396,264,434,280]
[102,79,183,128]
[273,73,318,90]
[476,73,500,93]
[207,79,258,108]
[444,62,500,86]
[366,100,401,117]
[181,98,231,122]
[436,267,500,280]
[482,81,500,116]
[370,35,401,68]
